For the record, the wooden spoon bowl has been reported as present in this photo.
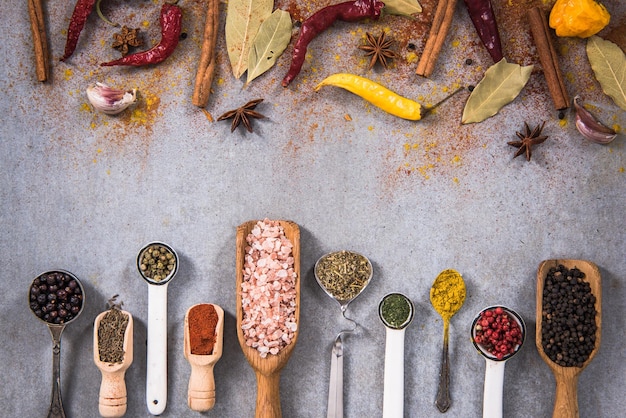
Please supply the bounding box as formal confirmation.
[93,310,134,418]
[536,259,602,418]
[183,303,224,412]
[236,220,301,418]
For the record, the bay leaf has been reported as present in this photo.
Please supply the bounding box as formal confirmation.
[586,36,626,111]
[225,0,273,79]
[246,9,292,85]
[383,0,422,16]
[462,59,533,124]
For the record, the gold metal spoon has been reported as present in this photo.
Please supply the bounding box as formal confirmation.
[430,268,466,412]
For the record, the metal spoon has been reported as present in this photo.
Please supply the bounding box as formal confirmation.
[429,268,466,412]
[471,306,526,418]
[137,242,178,415]
[28,270,85,418]
[379,293,414,418]
[314,250,373,418]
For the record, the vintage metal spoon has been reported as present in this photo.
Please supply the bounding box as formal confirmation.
[471,306,526,418]
[430,268,466,412]
[314,250,373,418]
[28,270,85,418]
[137,242,178,415]
[379,293,414,418]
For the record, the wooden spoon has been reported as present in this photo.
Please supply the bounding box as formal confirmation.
[236,220,301,418]
[536,259,602,418]
[93,310,134,418]
[183,303,224,411]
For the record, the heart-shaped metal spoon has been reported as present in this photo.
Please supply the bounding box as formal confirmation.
[137,242,178,415]
[471,306,526,418]
[314,250,373,418]
[28,270,85,418]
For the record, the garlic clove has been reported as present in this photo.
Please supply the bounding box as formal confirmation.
[573,95,617,145]
[86,82,137,115]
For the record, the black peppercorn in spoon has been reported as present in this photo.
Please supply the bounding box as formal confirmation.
[28,270,85,418]
[536,259,602,418]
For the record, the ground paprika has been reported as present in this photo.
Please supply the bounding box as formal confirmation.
[188,303,218,355]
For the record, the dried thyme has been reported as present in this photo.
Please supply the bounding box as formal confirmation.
[315,250,372,301]
[98,295,129,364]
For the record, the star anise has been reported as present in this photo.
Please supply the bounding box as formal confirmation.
[358,31,396,70]
[508,121,548,161]
[217,99,265,133]
[112,26,143,57]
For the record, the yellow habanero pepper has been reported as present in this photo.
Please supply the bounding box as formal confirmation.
[314,73,422,120]
[549,0,610,38]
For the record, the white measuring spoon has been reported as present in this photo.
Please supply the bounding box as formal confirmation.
[471,306,526,418]
[137,242,178,415]
[379,293,414,418]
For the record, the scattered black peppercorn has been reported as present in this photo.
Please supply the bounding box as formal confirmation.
[468,85,475,92]
[29,271,83,324]
[541,264,597,367]
[465,58,473,65]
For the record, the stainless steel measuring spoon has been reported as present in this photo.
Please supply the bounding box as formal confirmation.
[137,242,178,415]
[28,270,85,418]
[471,305,526,418]
[314,250,373,418]
[379,293,414,418]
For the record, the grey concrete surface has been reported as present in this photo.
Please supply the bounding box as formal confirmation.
[1,0,624,417]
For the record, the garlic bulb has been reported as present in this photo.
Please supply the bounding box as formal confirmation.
[86,82,137,115]
[573,96,617,144]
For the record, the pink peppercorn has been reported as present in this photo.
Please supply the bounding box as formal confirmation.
[473,307,523,359]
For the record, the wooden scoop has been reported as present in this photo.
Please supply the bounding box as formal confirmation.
[183,303,224,411]
[93,310,134,418]
[536,259,602,418]
[236,220,301,418]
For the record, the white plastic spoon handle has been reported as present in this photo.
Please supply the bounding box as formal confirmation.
[147,283,169,415]
[483,358,506,418]
[383,328,406,418]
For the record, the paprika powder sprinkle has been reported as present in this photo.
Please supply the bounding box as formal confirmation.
[281,0,384,87]
[188,303,218,355]
[101,2,182,67]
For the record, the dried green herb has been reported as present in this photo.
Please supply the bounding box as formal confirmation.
[98,296,129,364]
[315,251,372,301]
[380,293,412,329]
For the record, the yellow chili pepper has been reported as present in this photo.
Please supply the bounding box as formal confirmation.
[549,0,610,38]
[314,73,422,120]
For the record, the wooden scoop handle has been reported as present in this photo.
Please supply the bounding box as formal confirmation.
[187,363,217,411]
[255,371,282,418]
[553,370,580,418]
[98,371,128,417]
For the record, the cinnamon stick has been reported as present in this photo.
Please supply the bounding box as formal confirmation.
[528,7,569,110]
[416,0,458,78]
[28,0,50,82]
[192,0,220,108]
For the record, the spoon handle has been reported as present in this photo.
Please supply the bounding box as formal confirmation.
[483,359,505,418]
[435,321,451,412]
[47,325,66,418]
[327,334,343,418]
[383,328,407,418]
[553,373,580,418]
[254,371,282,418]
[188,364,216,411]
[146,284,169,415]
[99,371,128,417]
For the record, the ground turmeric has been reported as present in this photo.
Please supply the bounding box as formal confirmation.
[430,269,466,319]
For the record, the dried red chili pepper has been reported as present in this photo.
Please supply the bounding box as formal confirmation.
[101,3,182,67]
[462,0,503,63]
[61,0,97,61]
[281,0,384,87]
